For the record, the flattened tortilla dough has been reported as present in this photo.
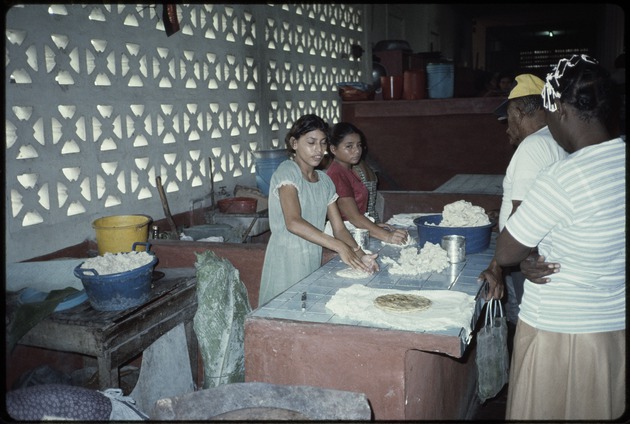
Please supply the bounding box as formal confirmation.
[336,268,371,279]
[374,293,432,312]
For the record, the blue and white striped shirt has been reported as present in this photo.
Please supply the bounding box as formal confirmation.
[505,138,625,333]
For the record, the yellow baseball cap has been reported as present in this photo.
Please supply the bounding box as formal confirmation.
[494,74,545,119]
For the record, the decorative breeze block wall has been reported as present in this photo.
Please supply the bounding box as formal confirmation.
[5,4,366,262]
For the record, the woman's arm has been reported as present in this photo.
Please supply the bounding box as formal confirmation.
[495,228,533,267]
[327,200,379,273]
[337,197,408,245]
[278,184,374,273]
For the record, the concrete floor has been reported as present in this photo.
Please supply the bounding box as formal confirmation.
[470,385,508,421]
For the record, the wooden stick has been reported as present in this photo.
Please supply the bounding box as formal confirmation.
[156,176,178,237]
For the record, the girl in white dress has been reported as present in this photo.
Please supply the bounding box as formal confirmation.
[258,114,378,306]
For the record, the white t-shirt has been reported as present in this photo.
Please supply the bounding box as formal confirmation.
[499,126,568,231]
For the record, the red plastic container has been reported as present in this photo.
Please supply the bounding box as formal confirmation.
[217,197,257,214]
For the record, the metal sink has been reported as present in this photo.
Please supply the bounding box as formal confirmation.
[206,209,270,238]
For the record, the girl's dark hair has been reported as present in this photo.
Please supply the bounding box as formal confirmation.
[284,114,329,155]
[330,122,366,148]
[551,56,618,125]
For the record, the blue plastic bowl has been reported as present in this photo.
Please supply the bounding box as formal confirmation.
[413,214,494,254]
[73,242,158,311]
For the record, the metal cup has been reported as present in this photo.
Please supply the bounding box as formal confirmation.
[351,228,370,251]
[441,235,466,263]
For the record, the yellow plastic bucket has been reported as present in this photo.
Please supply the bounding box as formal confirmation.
[92,214,152,255]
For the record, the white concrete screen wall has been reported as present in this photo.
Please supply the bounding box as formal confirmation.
[5,4,366,262]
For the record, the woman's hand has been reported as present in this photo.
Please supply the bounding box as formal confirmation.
[520,252,559,284]
[377,223,409,245]
[477,258,504,300]
[361,252,379,273]
[337,242,374,273]
[377,223,396,231]
[386,228,409,245]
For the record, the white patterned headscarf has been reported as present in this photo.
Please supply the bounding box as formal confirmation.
[542,54,599,112]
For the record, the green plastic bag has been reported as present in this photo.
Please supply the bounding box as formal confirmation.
[475,298,510,402]
[193,251,252,389]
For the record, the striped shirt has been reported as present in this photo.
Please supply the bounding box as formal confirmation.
[505,138,625,333]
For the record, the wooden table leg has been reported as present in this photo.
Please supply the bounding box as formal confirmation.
[98,352,117,390]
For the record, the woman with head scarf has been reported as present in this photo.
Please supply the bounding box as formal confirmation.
[495,55,625,420]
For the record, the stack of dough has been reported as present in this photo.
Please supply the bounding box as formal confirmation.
[440,200,490,227]
[381,242,449,275]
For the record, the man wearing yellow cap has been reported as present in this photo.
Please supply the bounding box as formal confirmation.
[479,74,568,326]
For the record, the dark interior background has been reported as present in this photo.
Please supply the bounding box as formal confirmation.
[454,3,621,75]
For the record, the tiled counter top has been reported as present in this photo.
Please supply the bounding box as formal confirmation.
[249,229,493,357]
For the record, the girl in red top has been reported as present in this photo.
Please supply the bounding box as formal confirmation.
[326,122,408,245]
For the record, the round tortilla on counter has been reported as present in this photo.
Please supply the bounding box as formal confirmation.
[373,293,432,313]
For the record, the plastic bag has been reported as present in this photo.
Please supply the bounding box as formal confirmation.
[193,251,252,389]
[475,298,510,402]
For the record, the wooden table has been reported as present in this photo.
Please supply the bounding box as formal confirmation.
[245,230,493,420]
[18,268,198,390]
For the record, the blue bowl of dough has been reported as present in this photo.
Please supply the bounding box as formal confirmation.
[73,242,158,311]
[413,214,494,254]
